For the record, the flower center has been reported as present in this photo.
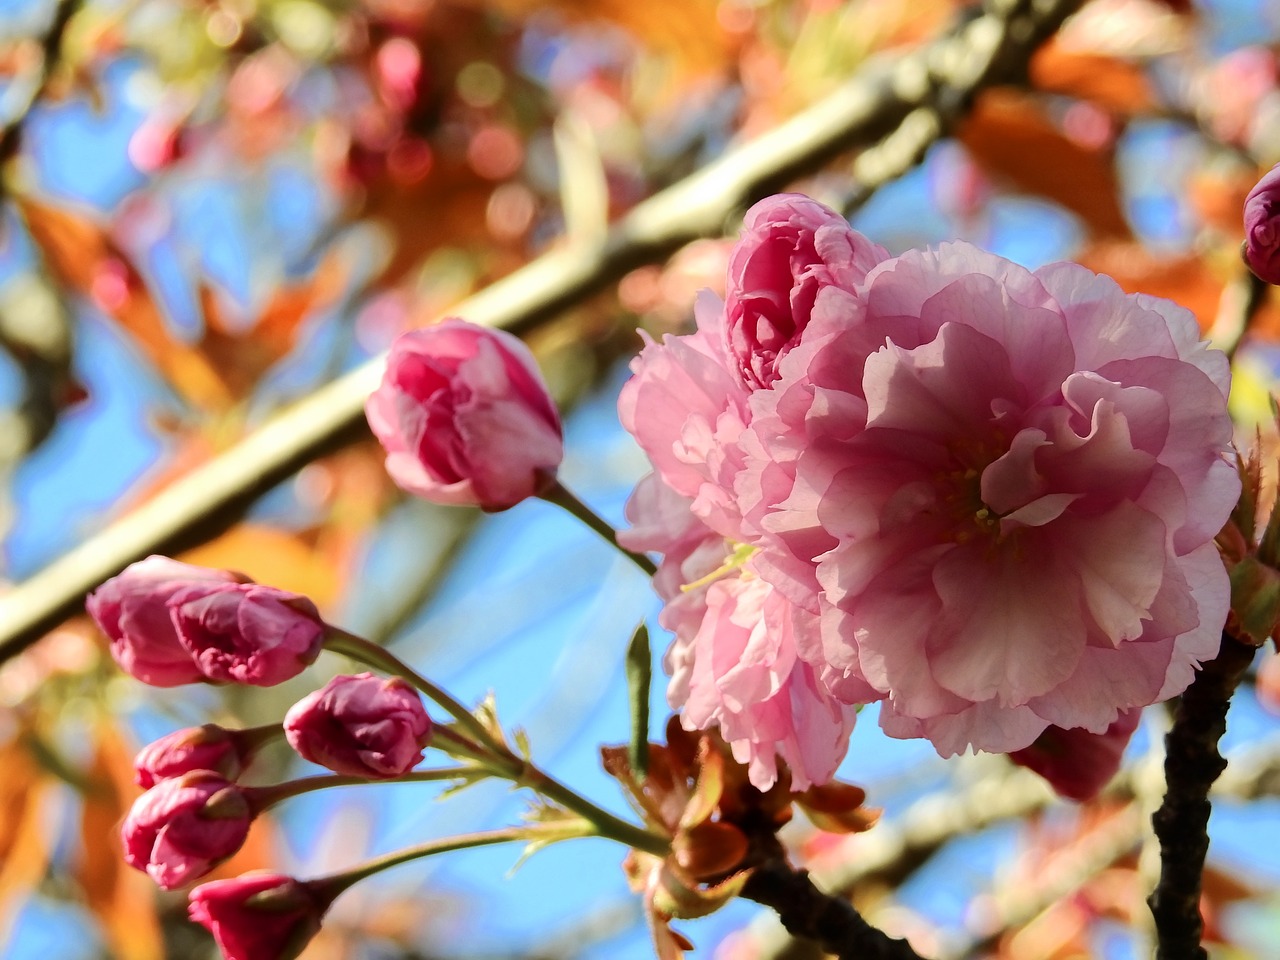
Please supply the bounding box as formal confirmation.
[938,441,1005,543]
[681,542,759,593]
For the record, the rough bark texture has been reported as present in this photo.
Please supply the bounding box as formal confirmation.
[741,835,929,960]
[1147,631,1258,960]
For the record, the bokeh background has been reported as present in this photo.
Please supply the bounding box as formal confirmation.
[2,0,1280,958]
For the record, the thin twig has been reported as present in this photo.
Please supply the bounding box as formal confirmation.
[1146,631,1258,960]
[742,834,928,960]
[754,735,1280,960]
[946,805,1145,960]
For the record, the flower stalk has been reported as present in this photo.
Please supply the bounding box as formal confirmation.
[310,824,591,900]
[539,479,658,576]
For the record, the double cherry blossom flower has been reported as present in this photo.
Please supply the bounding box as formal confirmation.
[622,194,1239,794]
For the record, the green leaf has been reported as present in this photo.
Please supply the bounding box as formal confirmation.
[513,726,532,761]
[626,624,652,779]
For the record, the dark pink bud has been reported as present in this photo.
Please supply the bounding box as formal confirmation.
[86,557,243,687]
[135,724,276,788]
[284,672,431,779]
[1008,708,1142,802]
[724,193,888,389]
[122,771,255,889]
[1244,162,1280,284]
[189,871,329,960]
[170,582,327,687]
[365,319,563,511]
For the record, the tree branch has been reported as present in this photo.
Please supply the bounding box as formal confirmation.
[0,0,1083,660]
[1147,631,1258,960]
[752,735,1280,960]
[742,836,928,960]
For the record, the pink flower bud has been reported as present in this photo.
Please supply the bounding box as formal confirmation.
[365,319,564,511]
[724,193,888,389]
[189,872,329,960]
[135,724,273,789]
[170,582,328,687]
[1007,708,1143,802]
[284,672,431,779]
[122,771,255,889]
[86,557,243,687]
[1244,162,1280,284]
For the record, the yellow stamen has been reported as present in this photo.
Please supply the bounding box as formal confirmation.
[681,542,759,592]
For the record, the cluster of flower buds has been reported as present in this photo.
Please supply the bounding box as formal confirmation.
[84,322,645,960]
[87,556,440,958]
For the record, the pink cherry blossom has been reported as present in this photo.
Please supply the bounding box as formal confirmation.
[1009,708,1143,801]
[122,771,254,889]
[170,581,328,686]
[724,194,888,389]
[365,319,563,511]
[746,241,1238,756]
[189,872,329,960]
[622,193,1239,775]
[86,556,242,686]
[619,474,857,792]
[284,672,431,779]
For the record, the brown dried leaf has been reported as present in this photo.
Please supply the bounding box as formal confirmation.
[1030,43,1157,115]
[17,198,235,410]
[180,524,344,607]
[465,0,728,72]
[678,740,724,831]
[0,736,51,910]
[652,860,752,920]
[672,821,747,881]
[1075,240,1228,332]
[79,722,164,960]
[796,781,880,835]
[957,90,1131,239]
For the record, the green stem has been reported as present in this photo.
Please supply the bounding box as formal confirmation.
[539,479,658,576]
[310,824,584,900]
[515,763,668,856]
[249,768,483,810]
[233,721,286,753]
[323,629,502,753]
[322,631,667,858]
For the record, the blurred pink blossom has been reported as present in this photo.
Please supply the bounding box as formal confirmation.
[366,319,563,510]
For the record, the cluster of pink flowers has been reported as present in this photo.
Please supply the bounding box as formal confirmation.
[83,194,1251,957]
[622,194,1239,797]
